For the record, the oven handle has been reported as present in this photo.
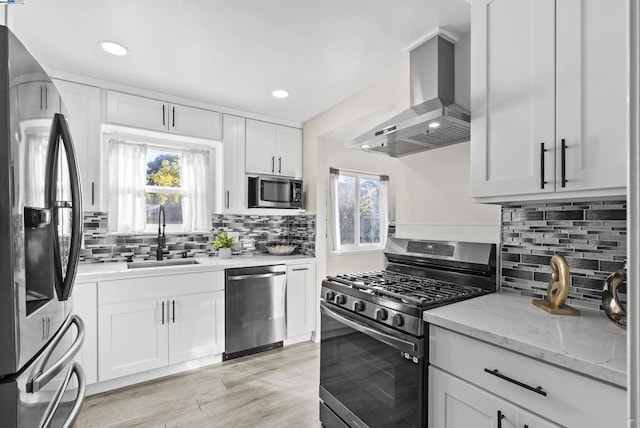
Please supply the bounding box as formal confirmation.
[320,304,418,355]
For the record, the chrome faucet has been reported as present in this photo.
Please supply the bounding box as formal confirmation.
[156,205,166,261]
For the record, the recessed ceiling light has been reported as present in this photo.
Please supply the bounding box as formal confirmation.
[428,122,441,128]
[361,144,370,149]
[272,89,290,99]
[99,40,128,56]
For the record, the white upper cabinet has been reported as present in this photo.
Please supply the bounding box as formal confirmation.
[222,114,247,213]
[245,119,302,178]
[470,0,627,201]
[17,81,59,119]
[55,80,102,211]
[105,90,221,140]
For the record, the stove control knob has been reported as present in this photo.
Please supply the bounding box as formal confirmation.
[335,294,347,305]
[392,314,404,327]
[374,308,388,321]
[324,291,336,302]
[353,301,365,312]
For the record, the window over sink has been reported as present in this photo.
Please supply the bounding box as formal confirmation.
[103,126,219,234]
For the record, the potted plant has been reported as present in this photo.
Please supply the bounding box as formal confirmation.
[213,231,236,259]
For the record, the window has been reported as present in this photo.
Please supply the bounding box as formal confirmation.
[105,130,216,234]
[145,147,183,227]
[329,168,389,252]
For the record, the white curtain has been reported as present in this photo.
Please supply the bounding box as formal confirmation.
[328,168,341,252]
[108,141,147,233]
[24,131,48,208]
[379,175,390,249]
[181,149,210,231]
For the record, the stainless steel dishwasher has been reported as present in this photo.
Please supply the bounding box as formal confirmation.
[224,264,287,360]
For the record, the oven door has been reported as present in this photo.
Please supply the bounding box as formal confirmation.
[320,302,425,428]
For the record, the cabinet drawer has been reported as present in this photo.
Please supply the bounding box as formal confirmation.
[429,325,625,427]
[99,271,224,304]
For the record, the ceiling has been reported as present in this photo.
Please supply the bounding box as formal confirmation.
[8,0,471,124]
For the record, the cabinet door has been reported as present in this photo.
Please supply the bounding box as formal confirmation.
[168,291,225,364]
[245,119,277,175]
[276,125,303,178]
[470,0,556,198]
[429,366,516,428]
[222,114,246,212]
[54,80,102,211]
[72,283,98,385]
[169,103,221,140]
[555,0,627,192]
[98,298,169,381]
[516,408,562,428]
[286,263,315,338]
[17,81,59,119]
[105,90,168,132]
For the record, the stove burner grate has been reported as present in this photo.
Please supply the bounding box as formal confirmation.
[327,270,483,307]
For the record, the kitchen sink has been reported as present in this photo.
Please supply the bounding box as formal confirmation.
[127,259,200,269]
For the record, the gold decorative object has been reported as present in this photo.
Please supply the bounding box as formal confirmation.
[532,254,580,315]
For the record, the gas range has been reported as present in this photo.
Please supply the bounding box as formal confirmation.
[319,225,498,428]
[320,228,497,337]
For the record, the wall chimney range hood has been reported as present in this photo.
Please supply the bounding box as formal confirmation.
[348,35,470,157]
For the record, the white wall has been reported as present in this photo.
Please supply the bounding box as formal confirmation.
[303,33,501,338]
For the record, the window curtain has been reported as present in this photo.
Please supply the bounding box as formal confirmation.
[108,140,147,233]
[379,175,390,249]
[328,168,341,251]
[181,149,210,231]
[24,131,48,208]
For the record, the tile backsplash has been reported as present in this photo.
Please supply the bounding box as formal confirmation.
[501,200,626,310]
[81,212,316,263]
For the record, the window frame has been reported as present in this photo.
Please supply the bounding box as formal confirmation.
[331,169,387,254]
[102,124,222,234]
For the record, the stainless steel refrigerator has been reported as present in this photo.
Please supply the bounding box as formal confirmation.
[0,26,86,427]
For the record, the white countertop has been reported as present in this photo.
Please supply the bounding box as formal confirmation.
[423,293,627,388]
[75,254,315,283]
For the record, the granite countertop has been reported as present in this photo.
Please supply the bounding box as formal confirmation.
[75,254,315,283]
[423,292,627,388]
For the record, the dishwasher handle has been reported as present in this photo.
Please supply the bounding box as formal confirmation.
[227,271,286,281]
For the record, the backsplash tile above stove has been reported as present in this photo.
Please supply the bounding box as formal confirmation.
[81,212,316,263]
[501,200,626,310]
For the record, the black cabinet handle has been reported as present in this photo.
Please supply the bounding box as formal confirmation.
[172,106,175,128]
[162,105,166,126]
[40,84,44,110]
[497,410,505,428]
[172,300,175,323]
[161,301,165,325]
[45,85,48,109]
[226,190,230,209]
[91,182,95,206]
[561,138,567,187]
[484,368,547,396]
[271,156,275,173]
[540,142,546,189]
[278,157,282,174]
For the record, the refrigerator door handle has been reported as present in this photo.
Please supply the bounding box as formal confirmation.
[41,362,86,428]
[29,315,85,393]
[45,113,83,301]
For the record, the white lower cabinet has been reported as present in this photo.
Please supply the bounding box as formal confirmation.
[286,262,315,340]
[430,367,559,428]
[168,291,225,364]
[97,271,224,382]
[72,282,98,385]
[428,325,626,428]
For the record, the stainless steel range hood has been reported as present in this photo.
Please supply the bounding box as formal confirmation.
[348,35,470,157]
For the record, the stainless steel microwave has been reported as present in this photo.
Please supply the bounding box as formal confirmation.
[248,176,303,209]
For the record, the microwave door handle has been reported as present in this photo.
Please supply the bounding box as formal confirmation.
[41,362,86,428]
[47,114,83,301]
[320,304,418,355]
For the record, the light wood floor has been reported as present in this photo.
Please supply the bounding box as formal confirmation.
[76,342,321,428]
